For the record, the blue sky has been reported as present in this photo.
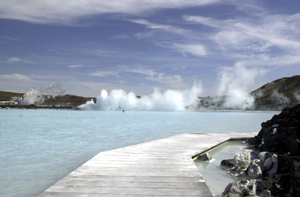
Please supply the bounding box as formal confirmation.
[0,0,300,97]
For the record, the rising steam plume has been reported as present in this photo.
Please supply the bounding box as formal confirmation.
[11,66,267,110]
[79,65,265,111]
[14,83,66,105]
[216,64,265,110]
[79,82,203,111]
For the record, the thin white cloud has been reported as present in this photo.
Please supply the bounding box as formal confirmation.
[121,65,185,87]
[146,73,183,86]
[183,11,300,73]
[0,0,219,25]
[69,80,113,97]
[242,42,272,52]
[68,65,83,68]
[8,57,22,63]
[134,31,156,39]
[31,74,75,80]
[112,34,129,39]
[49,49,69,55]
[83,49,117,57]
[173,43,207,57]
[183,15,223,28]
[233,0,267,15]
[184,13,300,53]
[129,19,207,57]
[123,67,156,78]
[235,54,300,67]
[129,19,162,29]
[89,70,120,77]
[2,36,23,41]
[0,73,31,81]
[6,57,31,64]
[129,19,190,36]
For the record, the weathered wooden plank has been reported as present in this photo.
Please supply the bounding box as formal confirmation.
[38,132,256,196]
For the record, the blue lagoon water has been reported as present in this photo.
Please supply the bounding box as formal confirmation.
[0,109,278,197]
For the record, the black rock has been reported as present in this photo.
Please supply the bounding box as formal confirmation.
[220,159,236,168]
[247,104,300,156]
[236,104,300,196]
[197,152,211,161]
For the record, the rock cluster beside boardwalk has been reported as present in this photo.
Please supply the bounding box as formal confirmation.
[221,104,300,197]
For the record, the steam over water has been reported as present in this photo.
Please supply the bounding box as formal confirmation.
[79,82,203,111]
[14,65,275,110]
[14,83,66,105]
[78,65,268,111]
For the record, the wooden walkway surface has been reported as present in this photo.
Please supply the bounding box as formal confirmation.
[38,132,256,197]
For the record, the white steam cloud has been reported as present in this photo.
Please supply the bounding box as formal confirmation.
[79,82,203,111]
[294,92,300,101]
[79,65,268,111]
[271,91,290,104]
[14,83,66,105]
[217,64,265,110]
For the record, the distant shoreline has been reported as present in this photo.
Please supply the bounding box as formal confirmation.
[0,104,74,110]
[0,104,282,112]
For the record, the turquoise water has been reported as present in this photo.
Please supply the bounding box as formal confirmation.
[0,109,278,197]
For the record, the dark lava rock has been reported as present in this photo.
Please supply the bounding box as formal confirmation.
[220,159,236,168]
[247,104,300,156]
[197,152,212,161]
[274,155,300,196]
[246,104,300,196]
[222,181,244,197]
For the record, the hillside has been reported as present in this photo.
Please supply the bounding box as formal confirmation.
[251,75,300,110]
[0,91,95,107]
[195,76,300,110]
[0,91,24,101]
[43,94,95,107]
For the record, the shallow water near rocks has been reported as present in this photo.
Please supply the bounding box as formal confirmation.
[194,140,249,197]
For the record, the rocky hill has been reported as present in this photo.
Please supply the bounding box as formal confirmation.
[0,91,95,107]
[195,75,300,110]
[43,94,95,107]
[251,75,300,110]
[0,91,24,101]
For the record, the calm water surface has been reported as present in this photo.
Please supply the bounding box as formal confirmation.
[0,109,278,197]
[195,141,248,196]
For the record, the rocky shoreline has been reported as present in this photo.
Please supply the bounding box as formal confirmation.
[221,104,300,197]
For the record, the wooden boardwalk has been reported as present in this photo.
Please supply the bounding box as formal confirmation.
[38,132,256,197]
